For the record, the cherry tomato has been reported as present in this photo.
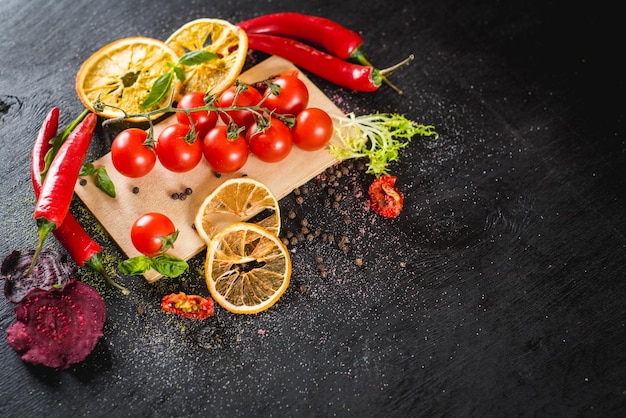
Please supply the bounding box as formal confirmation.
[202,126,249,173]
[216,84,262,129]
[247,117,293,163]
[263,75,309,116]
[130,212,178,256]
[156,123,203,173]
[291,108,334,151]
[176,91,218,139]
[110,128,156,178]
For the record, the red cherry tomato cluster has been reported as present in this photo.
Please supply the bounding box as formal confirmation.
[110,74,334,178]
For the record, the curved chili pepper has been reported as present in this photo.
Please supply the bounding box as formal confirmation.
[248,33,383,92]
[238,13,408,94]
[27,112,96,275]
[162,292,214,320]
[238,13,363,60]
[31,108,129,294]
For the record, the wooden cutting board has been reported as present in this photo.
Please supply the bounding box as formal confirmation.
[74,56,344,282]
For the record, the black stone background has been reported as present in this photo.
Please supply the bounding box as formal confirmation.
[0,0,624,416]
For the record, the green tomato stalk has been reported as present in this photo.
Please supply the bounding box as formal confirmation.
[329,112,438,176]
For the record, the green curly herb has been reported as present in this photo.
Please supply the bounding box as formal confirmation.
[329,112,438,176]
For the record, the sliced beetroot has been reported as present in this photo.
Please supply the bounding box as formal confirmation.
[1,249,74,303]
[6,279,106,369]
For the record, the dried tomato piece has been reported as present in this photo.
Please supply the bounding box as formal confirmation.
[368,175,405,218]
[6,280,106,369]
[161,292,214,320]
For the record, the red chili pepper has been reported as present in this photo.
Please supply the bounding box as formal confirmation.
[238,13,363,61]
[248,33,384,92]
[239,13,411,94]
[31,108,129,294]
[26,112,96,275]
[368,175,405,218]
[161,292,214,320]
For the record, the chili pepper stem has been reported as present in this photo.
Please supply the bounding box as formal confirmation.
[380,54,415,79]
[85,253,130,295]
[24,219,55,277]
[349,48,406,95]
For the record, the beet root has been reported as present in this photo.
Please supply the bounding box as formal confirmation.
[6,279,106,369]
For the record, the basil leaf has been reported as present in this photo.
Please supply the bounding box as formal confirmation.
[141,71,173,110]
[79,162,96,176]
[95,167,116,198]
[152,254,188,278]
[173,66,186,82]
[118,256,152,276]
[179,50,218,66]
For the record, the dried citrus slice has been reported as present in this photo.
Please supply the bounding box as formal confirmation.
[75,37,181,121]
[205,222,291,314]
[165,18,248,96]
[194,178,280,243]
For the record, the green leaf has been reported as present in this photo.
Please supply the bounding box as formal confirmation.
[118,256,152,275]
[173,66,186,82]
[141,71,173,110]
[329,112,438,176]
[179,50,218,66]
[152,254,189,278]
[79,162,96,176]
[95,167,116,198]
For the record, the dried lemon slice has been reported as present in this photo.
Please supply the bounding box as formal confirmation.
[75,37,181,121]
[165,18,248,96]
[194,178,281,243]
[205,222,291,314]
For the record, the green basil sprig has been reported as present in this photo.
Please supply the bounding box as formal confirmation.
[141,50,218,110]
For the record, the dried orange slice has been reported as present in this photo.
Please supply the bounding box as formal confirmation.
[165,18,248,96]
[75,37,181,121]
[194,178,280,244]
[205,222,291,314]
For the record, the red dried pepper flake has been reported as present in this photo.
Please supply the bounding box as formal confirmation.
[368,175,405,218]
[161,292,214,320]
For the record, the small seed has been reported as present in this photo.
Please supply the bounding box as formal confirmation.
[79,178,87,186]
[355,258,363,267]
[288,210,296,219]
[132,186,140,194]
[295,196,304,205]
[300,218,309,227]
[185,187,193,195]
[293,187,301,196]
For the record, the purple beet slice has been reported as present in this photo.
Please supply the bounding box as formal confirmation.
[1,249,74,303]
[6,279,106,369]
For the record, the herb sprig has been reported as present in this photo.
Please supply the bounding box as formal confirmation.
[329,112,438,176]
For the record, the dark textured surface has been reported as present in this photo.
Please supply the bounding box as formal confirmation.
[1,0,624,416]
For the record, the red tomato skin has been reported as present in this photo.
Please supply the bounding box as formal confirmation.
[130,212,176,256]
[247,117,293,163]
[176,91,218,139]
[110,128,156,178]
[202,126,249,173]
[263,75,309,116]
[292,108,334,151]
[216,85,262,129]
[156,123,203,173]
